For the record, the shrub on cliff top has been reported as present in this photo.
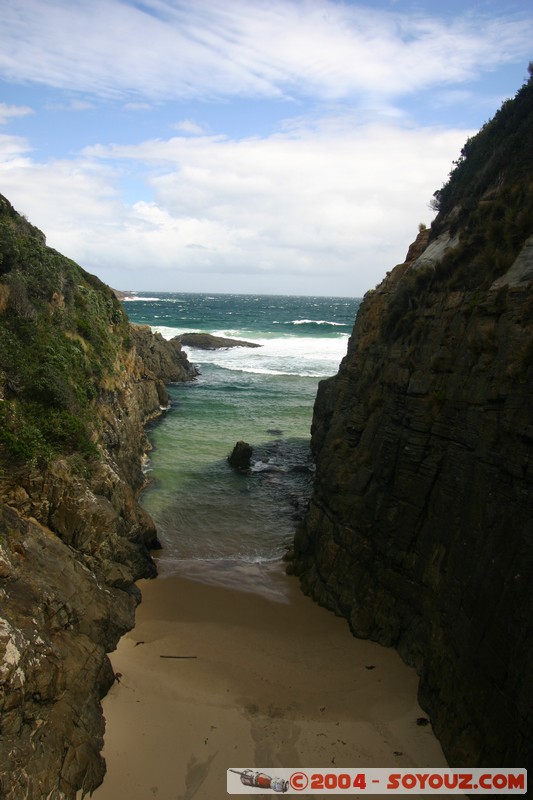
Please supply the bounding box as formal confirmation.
[421,70,533,292]
[430,74,533,222]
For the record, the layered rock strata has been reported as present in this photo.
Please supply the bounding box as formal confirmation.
[293,78,533,771]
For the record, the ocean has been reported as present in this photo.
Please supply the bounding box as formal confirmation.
[123,292,361,595]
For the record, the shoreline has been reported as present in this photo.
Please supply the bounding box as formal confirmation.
[89,562,461,800]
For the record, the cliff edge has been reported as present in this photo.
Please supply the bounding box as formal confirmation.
[293,75,533,770]
[0,195,197,798]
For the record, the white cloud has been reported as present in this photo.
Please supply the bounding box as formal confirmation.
[0,1,530,104]
[0,115,470,295]
[44,99,94,111]
[0,133,122,235]
[173,119,208,135]
[70,99,93,111]
[0,103,34,125]
[123,102,154,111]
[0,1,528,295]
[0,133,33,161]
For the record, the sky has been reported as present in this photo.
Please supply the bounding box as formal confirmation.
[0,0,532,297]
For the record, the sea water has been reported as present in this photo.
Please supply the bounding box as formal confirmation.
[123,293,361,595]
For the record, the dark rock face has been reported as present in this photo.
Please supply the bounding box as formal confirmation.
[130,324,199,383]
[293,79,533,771]
[0,505,134,797]
[177,332,261,349]
[295,259,533,768]
[228,440,253,470]
[0,197,198,798]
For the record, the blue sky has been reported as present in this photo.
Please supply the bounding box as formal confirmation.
[0,0,531,297]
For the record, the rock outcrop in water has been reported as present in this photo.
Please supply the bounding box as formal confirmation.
[293,75,533,770]
[177,332,261,349]
[228,440,253,470]
[0,194,197,798]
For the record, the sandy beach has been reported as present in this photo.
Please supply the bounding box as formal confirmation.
[90,562,458,800]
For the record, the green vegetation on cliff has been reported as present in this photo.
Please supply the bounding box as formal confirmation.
[432,71,533,213]
[429,74,533,290]
[381,73,533,340]
[0,195,131,467]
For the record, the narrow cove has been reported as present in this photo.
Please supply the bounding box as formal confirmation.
[89,293,458,799]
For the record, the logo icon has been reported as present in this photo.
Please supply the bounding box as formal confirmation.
[229,769,289,793]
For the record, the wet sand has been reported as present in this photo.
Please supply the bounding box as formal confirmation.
[90,563,457,799]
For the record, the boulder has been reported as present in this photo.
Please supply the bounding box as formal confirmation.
[227,441,253,470]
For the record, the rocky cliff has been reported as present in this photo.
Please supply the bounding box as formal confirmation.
[0,195,197,798]
[293,75,533,771]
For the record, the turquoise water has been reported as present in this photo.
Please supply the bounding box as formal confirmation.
[124,293,361,590]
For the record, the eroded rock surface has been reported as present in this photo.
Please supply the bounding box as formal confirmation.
[130,324,199,383]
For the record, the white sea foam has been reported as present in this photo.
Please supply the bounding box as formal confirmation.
[156,559,291,602]
[150,325,349,378]
[122,295,162,301]
[250,459,286,473]
[192,334,348,378]
[152,325,202,338]
[289,319,344,326]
